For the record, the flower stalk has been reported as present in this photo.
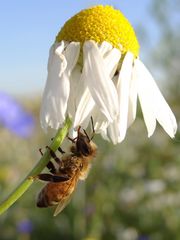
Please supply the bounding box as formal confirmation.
[0,117,72,215]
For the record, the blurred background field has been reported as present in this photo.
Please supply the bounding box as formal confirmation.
[0,0,180,240]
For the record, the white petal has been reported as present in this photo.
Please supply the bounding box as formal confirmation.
[83,41,119,122]
[55,42,80,123]
[40,42,80,131]
[55,44,67,76]
[135,60,156,137]
[104,48,121,78]
[67,65,84,118]
[47,42,63,69]
[62,42,80,75]
[92,107,109,131]
[92,108,110,141]
[40,42,66,130]
[127,59,138,127]
[98,41,112,56]
[98,41,121,77]
[100,128,110,142]
[73,87,95,128]
[116,52,134,142]
[136,59,177,138]
[107,121,120,144]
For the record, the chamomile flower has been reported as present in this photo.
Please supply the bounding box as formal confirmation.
[40,5,177,143]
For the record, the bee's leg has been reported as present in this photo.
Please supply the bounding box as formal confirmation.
[57,147,65,154]
[47,161,57,174]
[51,138,66,154]
[39,148,44,156]
[36,173,69,182]
[68,136,77,143]
[46,146,62,165]
[39,148,57,173]
[68,127,80,143]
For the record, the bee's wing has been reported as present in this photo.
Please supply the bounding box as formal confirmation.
[53,172,79,217]
[53,194,73,216]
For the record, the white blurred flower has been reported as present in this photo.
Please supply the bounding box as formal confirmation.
[40,5,177,143]
[144,180,166,194]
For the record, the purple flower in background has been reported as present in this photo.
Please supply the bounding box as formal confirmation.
[137,235,149,240]
[0,92,34,138]
[17,219,33,234]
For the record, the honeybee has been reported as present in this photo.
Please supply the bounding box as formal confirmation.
[36,125,97,216]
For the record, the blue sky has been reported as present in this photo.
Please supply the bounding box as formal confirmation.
[0,0,153,96]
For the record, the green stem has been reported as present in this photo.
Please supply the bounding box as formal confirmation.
[0,117,72,215]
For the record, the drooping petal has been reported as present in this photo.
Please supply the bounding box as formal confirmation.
[73,41,120,129]
[83,40,119,122]
[91,107,110,141]
[98,41,121,78]
[103,48,121,78]
[40,42,65,130]
[57,42,80,119]
[73,87,95,127]
[116,52,134,142]
[40,42,80,131]
[61,42,81,75]
[47,42,67,71]
[135,60,156,137]
[91,107,107,130]
[107,121,120,144]
[91,102,117,143]
[67,65,84,118]
[127,59,138,127]
[135,59,177,138]
[98,41,112,56]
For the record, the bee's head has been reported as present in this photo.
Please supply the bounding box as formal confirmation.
[76,127,94,156]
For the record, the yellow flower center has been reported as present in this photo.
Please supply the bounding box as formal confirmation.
[56,5,139,56]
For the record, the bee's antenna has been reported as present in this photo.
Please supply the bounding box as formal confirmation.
[77,126,81,136]
[83,129,90,142]
[90,116,95,140]
[82,117,95,142]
